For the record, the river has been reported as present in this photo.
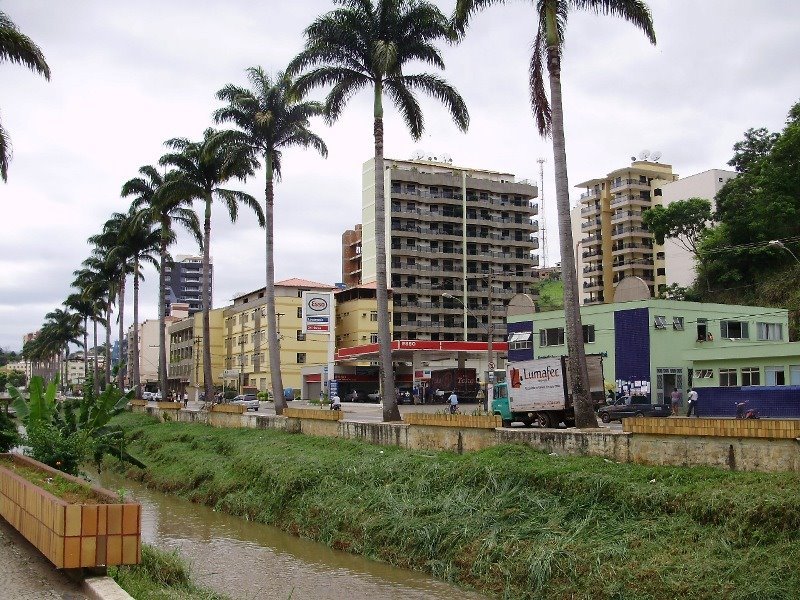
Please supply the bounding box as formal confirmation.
[92,470,487,600]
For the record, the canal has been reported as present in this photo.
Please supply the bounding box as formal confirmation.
[92,470,487,599]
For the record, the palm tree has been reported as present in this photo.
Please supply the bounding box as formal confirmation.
[288,0,469,422]
[454,0,655,428]
[81,253,120,389]
[214,67,328,415]
[122,166,201,400]
[117,204,161,396]
[64,292,94,384]
[41,308,83,390]
[72,266,111,395]
[0,10,50,182]
[160,129,264,404]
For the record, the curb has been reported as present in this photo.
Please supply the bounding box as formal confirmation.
[82,576,134,600]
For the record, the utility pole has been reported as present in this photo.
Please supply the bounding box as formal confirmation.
[537,157,547,268]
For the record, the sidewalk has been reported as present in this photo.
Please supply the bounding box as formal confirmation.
[0,515,87,599]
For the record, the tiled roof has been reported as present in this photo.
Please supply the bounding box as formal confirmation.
[275,278,335,289]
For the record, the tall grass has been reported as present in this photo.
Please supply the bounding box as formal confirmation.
[113,412,800,600]
[110,543,228,600]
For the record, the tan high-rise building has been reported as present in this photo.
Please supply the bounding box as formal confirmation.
[574,159,677,304]
[341,224,362,288]
[358,156,539,343]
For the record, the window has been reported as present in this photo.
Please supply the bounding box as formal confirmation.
[370,333,379,343]
[539,327,565,346]
[297,307,302,318]
[765,366,786,386]
[791,366,800,386]
[296,353,306,364]
[673,317,685,331]
[719,369,738,387]
[370,311,378,322]
[653,315,667,329]
[656,252,665,260]
[656,268,666,276]
[296,330,306,341]
[756,322,783,341]
[741,367,760,386]
[693,369,713,379]
[583,324,596,343]
[509,331,532,350]
[720,320,749,339]
[697,318,708,341]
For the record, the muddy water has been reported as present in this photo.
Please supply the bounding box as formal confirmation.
[93,470,486,600]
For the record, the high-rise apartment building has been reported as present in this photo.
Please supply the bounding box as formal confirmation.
[574,161,736,304]
[164,255,211,316]
[341,224,362,288]
[574,159,677,305]
[359,157,539,343]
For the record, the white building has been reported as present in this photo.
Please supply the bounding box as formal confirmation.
[660,169,736,288]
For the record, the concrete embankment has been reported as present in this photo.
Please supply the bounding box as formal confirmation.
[136,404,800,473]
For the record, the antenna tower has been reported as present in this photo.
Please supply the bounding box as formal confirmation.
[537,157,547,268]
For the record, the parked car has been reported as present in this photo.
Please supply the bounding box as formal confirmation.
[597,397,670,423]
[142,391,154,400]
[232,394,260,411]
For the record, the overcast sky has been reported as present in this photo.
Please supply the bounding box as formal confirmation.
[1,1,798,351]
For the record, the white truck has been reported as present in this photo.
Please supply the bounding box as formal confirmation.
[491,354,605,428]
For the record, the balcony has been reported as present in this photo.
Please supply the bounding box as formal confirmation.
[581,218,602,231]
[611,210,644,223]
[580,189,601,202]
[580,204,600,216]
[611,226,652,240]
[612,257,654,271]
[610,194,652,209]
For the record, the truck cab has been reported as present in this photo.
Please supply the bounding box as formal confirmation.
[491,382,513,426]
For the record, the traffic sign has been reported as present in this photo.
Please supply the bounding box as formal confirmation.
[488,362,495,370]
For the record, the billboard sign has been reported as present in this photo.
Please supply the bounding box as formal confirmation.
[302,291,333,335]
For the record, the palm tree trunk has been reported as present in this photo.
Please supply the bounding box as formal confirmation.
[374,84,400,422]
[105,302,112,387]
[546,26,596,428]
[92,319,99,395]
[133,259,142,397]
[117,275,126,389]
[264,156,285,414]
[201,194,214,405]
[158,225,168,400]
[82,317,88,388]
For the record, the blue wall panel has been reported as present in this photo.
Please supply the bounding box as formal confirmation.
[614,308,651,394]
[507,320,534,363]
[691,386,800,418]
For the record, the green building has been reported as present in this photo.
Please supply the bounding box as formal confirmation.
[506,299,800,413]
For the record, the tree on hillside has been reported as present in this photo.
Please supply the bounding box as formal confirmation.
[215,67,327,415]
[288,0,469,422]
[0,10,50,182]
[161,129,263,404]
[727,127,779,174]
[643,197,712,259]
[454,0,656,428]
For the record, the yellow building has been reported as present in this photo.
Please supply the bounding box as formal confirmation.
[167,307,225,400]
[574,159,677,305]
[334,283,391,350]
[223,279,335,394]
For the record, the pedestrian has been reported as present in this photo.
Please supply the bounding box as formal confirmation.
[182,391,188,408]
[686,387,699,417]
[670,387,682,416]
[424,386,433,404]
[448,391,459,414]
[350,390,359,403]
[330,393,341,411]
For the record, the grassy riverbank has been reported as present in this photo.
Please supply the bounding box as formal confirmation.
[112,412,800,600]
[111,543,228,600]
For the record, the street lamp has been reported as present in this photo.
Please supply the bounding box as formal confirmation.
[769,240,800,265]
[442,286,494,412]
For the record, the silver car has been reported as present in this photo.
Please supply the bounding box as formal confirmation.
[232,394,260,411]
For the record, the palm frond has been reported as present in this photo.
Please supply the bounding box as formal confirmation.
[0,11,51,79]
[399,73,469,133]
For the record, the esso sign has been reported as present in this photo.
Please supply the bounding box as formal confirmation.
[308,298,328,311]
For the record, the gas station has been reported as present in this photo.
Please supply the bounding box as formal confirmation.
[301,340,508,403]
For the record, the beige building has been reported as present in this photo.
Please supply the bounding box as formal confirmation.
[167,307,226,400]
[574,159,677,304]
[359,156,539,343]
[334,283,392,351]
[223,279,335,394]
[127,304,188,387]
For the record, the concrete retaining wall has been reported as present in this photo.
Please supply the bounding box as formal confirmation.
[128,405,800,472]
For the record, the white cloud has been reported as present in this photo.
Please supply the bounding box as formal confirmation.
[1,0,799,349]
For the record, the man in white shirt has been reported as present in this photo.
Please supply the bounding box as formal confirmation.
[686,388,698,417]
[331,394,341,411]
[448,391,459,414]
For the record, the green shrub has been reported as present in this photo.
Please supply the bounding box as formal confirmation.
[24,423,86,476]
[0,410,20,452]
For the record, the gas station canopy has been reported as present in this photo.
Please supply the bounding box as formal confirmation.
[335,340,508,363]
